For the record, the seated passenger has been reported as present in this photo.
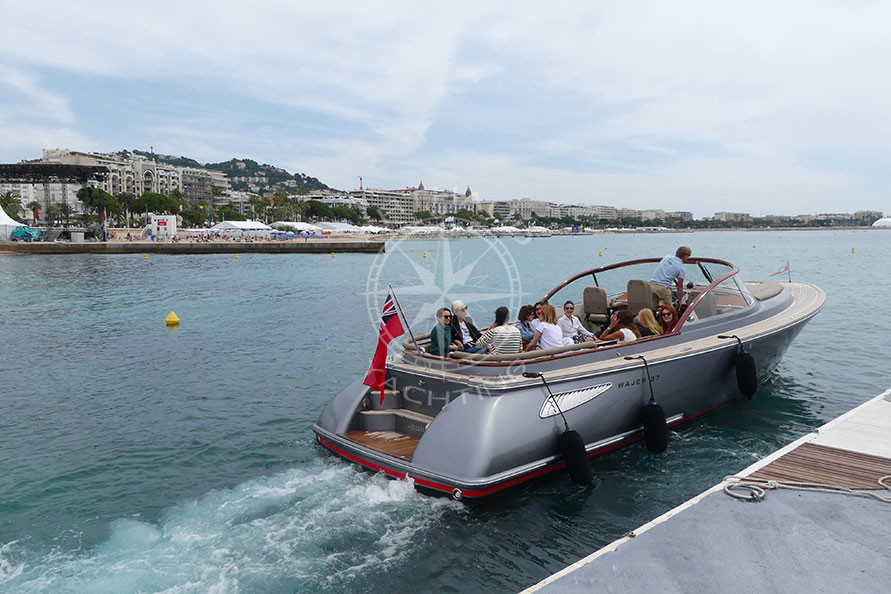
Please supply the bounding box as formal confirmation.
[530,302,544,331]
[427,308,457,356]
[635,308,662,337]
[514,304,536,341]
[557,300,595,343]
[476,306,523,354]
[525,304,573,351]
[657,302,680,333]
[599,310,641,344]
[450,299,485,353]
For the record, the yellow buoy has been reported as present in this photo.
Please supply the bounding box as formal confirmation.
[599,251,603,256]
[144,254,148,260]
[235,254,239,259]
[851,248,855,253]
[410,248,414,252]
[165,311,180,326]
[331,253,335,258]
[423,252,427,258]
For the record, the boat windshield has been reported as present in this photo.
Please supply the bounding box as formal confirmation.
[544,257,754,333]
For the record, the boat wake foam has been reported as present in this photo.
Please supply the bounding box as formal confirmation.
[3,461,462,593]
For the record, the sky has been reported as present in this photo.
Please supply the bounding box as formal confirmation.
[1,1,889,218]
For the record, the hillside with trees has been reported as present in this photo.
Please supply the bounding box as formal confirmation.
[129,151,333,193]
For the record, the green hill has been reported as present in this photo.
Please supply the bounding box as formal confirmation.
[129,150,334,193]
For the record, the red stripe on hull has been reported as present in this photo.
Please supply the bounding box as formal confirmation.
[316,391,744,499]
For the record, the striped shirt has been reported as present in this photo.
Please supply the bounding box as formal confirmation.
[476,324,523,354]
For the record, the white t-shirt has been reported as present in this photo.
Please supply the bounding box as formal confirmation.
[459,320,472,344]
[538,322,573,349]
[616,328,637,343]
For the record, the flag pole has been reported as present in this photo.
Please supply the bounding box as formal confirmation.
[388,284,419,352]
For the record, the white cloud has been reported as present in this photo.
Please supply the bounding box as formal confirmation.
[1,1,890,216]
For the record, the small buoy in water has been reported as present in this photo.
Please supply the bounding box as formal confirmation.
[410,248,414,252]
[604,246,608,250]
[598,251,603,257]
[753,244,756,248]
[165,311,180,326]
[235,254,239,259]
[331,253,335,258]
[143,254,148,260]
[851,248,855,253]
[423,252,427,258]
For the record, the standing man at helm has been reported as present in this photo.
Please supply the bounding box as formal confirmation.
[649,246,691,309]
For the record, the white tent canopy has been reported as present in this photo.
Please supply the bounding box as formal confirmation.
[398,225,444,235]
[0,206,26,241]
[271,221,323,232]
[359,225,391,234]
[210,220,272,231]
[316,222,364,233]
[872,217,891,228]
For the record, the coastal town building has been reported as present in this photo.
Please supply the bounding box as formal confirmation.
[714,211,751,222]
[180,167,214,205]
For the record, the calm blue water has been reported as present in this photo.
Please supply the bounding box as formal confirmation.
[1,230,889,593]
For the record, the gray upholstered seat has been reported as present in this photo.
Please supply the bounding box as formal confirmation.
[626,279,652,315]
[582,286,609,329]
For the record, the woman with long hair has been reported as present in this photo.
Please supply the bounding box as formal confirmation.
[525,303,572,351]
[657,302,680,333]
[636,308,662,337]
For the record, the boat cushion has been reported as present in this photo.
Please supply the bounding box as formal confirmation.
[746,281,784,301]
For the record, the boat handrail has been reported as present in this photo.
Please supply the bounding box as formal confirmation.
[542,256,737,302]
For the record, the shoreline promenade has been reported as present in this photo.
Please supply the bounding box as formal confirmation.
[0,239,385,255]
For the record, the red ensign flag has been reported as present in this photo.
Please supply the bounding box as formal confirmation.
[363,293,406,404]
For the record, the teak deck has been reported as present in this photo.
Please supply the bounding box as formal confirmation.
[343,430,419,461]
[750,442,891,489]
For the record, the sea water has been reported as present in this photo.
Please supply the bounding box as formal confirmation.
[1,230,889,593]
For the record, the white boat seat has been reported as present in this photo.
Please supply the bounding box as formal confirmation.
[691,291,717,318]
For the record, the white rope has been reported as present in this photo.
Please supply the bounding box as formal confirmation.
[722,474,891,504]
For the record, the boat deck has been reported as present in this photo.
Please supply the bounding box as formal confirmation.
[343,430,419,461]
[524,387,891,593]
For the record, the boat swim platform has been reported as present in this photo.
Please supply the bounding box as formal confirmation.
[0,240,385,255]
[523,387,891,594]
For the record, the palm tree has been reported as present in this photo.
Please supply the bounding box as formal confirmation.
[58,203,73,227]
[45,204,61,228]
[0,191,22,219]
[26,200,41,225]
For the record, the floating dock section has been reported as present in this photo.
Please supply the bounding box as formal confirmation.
[525,387,891,593]
[0,240,385,255]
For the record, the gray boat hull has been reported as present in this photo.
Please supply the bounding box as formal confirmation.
[313,280,825,500]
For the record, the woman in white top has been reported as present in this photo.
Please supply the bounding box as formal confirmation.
[599,310,640,344]
[525,304,573,351]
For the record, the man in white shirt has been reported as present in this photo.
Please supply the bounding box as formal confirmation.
[557,301,595,342]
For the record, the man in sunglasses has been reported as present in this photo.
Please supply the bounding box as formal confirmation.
[557,300,595,343]
[427,307,458,356]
